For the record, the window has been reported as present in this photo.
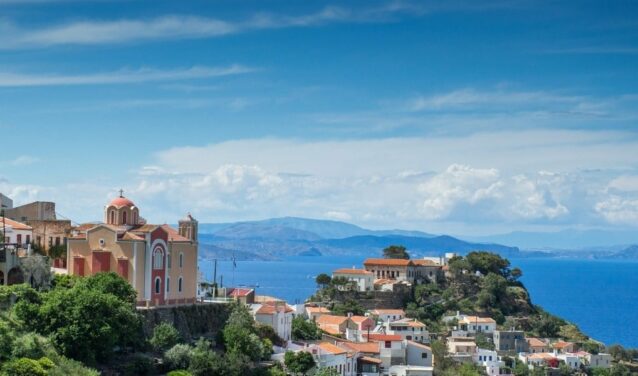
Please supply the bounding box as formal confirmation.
[384,341,391,348]
[122,211,127,224]
[421,353,428,359]
[154,277,161,294]
[179,252,183,268]
[167,252,171,269]
[178,277,183,292]
[153,247,163,269]
[166,277,170,293]
[26,235,30,244]
[55,237,61,246]
[110,211,114,224]
[17,234,22,244]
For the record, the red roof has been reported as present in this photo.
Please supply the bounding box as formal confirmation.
[108,196,135,208]
[364,334,402,341]
[160,224,191,242]
[364,258,412,266]
[334,268,373,275]
[0,217,32,231]
[229,288,254,297]
[256,303,293,315]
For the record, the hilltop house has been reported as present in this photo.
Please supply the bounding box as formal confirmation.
[0,217,33,285]
[251,302,294,341]
[382,318,429,343]
[67,193,199,307]
[370,309,406,323]
[306,306,331,320]
[333,268,374,291]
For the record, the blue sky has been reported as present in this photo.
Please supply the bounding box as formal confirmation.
[1,0,637,235]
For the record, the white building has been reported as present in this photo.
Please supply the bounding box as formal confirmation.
[388,365,433,376]
[251,302,294,341]
[370,309,406,323]
[364,334,406,373]
[315,342,357,376]
[447,337,477,363]
[406,341,432,367]
[447,313,496,334]
[383,318,429,343]
[582,352,612,369]
[557,353,581,370]
[1,217,32,248]
[473,348,509,376]
[333,268,375,292]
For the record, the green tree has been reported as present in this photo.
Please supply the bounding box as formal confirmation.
[292,316,322,341]
[222,303,270,361]
[149,322,181,352]
[430,340,453,373]
[284,351,315,375]
[315,368,340,376]
[164,344,194,371]
[15,277,143,363]
[315,274,331,288]
[1,358,47,376]
[331,299,365,316]
[75,272,137,305]
[188,339,226,376]
[465,252,511,277]
[383,245,410,259]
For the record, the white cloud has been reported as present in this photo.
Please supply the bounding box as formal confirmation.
[5,155,39,166]
[595,196,638,226]
[0,65,252,87]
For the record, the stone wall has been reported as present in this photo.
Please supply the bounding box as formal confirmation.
[333,285,412,310]
[138,302,231,341]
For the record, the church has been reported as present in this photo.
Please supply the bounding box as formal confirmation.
[67,192,199,307]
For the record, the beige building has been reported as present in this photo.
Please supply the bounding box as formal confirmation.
[67,193,199,307]
[363,258,442,285]
[332,268,374,291]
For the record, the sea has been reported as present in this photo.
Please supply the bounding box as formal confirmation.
[199,255,638,348]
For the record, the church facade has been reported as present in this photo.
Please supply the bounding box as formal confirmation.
[67,193,199,307]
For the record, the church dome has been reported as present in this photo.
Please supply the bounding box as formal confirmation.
[109,196,135,208]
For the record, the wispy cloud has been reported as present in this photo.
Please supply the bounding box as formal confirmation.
[0,1,522,49]
[0,65,253,87]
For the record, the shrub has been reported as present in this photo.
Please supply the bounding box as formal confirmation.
[168,371,193,376]
[1,358,47,376]
[37,357,55,370]
[11,332,52,359]
[124,354,154,376]
[47,355,100,376]
[150,322,181,352]
[164,343,194,371]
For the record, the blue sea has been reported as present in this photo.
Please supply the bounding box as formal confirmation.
[199,256,638,348]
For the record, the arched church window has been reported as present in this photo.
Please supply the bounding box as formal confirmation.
[155,277,161,294]
[110,211,114,224]
[178,277,183,292]
[122,211,127,224]
[166,277,170,293]
[153,247,164,269]
[179,252,184,268]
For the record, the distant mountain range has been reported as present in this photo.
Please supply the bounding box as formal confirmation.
[194,217,638,261]
[196,217,521,261]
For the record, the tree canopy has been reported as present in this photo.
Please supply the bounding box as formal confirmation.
[383,245,410,259]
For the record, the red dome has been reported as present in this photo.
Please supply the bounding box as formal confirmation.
[109,196,135,208]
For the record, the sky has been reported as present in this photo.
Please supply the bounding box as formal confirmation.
[0,0,638,236]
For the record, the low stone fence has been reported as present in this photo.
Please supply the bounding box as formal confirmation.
[138,302,231,341]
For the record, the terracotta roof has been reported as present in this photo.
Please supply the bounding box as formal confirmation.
[255,295,284,303]
[108,196,135,208]
[338,342,380,354]
[374,278,399,285]
[121,232,144,241]
[229,288,254,297]
[334,268,373,275]
[527,338,547,347]
[462,316,496,324]
[364,258,412,266]
[371,309,405,315]
[359,356,383,364]
[553,341,573,349]
[306,306,331,314]
[391,318,426,328]
[318,325,342,335]
[316,315,349,326]
[317,342,347,355]
[412,259,439,266]
[364,334,402,341]
[528,353,556,360]
[160,224,190,242]
[0,217,32,230]
[350,316,373,324]
[128,224,159,233]
[74,223,98,232]
[256,303,293,315]
[407,340,431,350]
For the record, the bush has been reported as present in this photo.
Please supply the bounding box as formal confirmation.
[124,354,154,376]
[188,340,226,376]
[150,322,181,352]
[11,332,52,359]
[47,355,100,376]
[1,358,47,376]
[164,343,194,371]
[168,371,193,376]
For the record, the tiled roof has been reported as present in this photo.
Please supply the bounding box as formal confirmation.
[306,306,331,314]
[121,232,144,241]
[364,334,402,341]
[318,325,342,335]
[371,309,405,315]
[527,338,547,347]
[229,288,254,297]
[350,316,373,324]
[407,340,431,350]
[528,353,556,360]
[412,259,439,266]
[392,318,426,328]
[553,341,573,349]
[317,342,347,355]
[0,217,32,230]
[256,303,293,315]
[374,278,400,285]
[359,356,383,364]
[316,315,349,326]
[333,268,373,275]
[338,342,380,354]
[364,258,412,266]
[160,224,191,242]
[462,316,496,324]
